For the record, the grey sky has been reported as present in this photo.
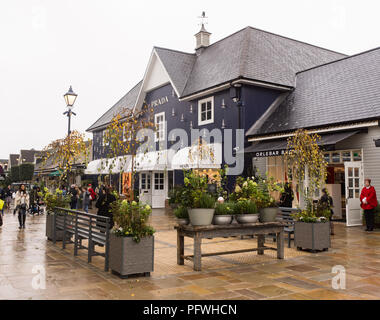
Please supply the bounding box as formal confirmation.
[1,0,379,159]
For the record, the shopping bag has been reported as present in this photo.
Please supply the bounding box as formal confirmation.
[0,199,4,211]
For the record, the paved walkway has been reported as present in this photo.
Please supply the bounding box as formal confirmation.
[1,208,380,300]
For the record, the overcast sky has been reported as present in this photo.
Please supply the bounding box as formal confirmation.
[1,0,379,159]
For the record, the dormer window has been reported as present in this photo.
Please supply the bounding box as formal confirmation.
[198,96,214,126]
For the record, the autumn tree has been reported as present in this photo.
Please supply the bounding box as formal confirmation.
[41,130,91,185]
[286,129,327,208]
[101,103,155,198]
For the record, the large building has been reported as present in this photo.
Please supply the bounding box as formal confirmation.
[86,24,346,208]
[246,47,380,227]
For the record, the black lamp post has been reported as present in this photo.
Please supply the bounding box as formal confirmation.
[63,86,78,136]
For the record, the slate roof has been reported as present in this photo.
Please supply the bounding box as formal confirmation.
[87,81,142,131]
[19,149,41,164]
[88,26,346,131]
[247,47,380,137]
[181,27,345,97]
[9,154,19,167]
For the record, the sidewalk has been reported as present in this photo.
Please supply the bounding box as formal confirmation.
[1,208,380,300]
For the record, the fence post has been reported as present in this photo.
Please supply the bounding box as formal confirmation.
[105,217,110,272]
[74,211,79,256]
[52,211,57,244]
[62,210,67,249]
[88,216,93,263]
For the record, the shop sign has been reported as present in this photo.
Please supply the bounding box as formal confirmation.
[254,149,287,158]
[148,96,169,108]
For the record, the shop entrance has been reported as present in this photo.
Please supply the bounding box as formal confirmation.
[344,162,363,227]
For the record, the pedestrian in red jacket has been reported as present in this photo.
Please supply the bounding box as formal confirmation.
[88,184,97,210]
[360,178,378,232]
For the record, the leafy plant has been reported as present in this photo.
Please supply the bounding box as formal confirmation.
[198,192,216,209]
[215,202,235,215]
[173,206,188,219]
[292,198,330,223]
[181,170,214,208]
[168,186,185,205]
[111,200,155,242]
[44,187,71,213]
[234,200,258,215]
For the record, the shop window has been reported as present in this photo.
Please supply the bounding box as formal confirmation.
[332,152,341,163]
[353,150,362,161]
[342,151,351,162]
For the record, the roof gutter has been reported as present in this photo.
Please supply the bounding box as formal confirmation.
[248,120,380,142]
[179,78,292,102]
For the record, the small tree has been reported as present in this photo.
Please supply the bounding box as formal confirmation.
[11,165,20,182]
[102,104,155,198]
[286,129,327,209]
[19,163,35,181]
[41,130,90,185]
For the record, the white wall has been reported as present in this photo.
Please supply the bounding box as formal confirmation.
[335,126,380,193]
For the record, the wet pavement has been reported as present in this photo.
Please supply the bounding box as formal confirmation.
[1,207,380,300]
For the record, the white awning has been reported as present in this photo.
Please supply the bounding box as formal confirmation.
[135,150,174,171]
[84,156,132,174]
[171,143,222,170]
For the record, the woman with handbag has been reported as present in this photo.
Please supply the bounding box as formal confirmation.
[360,178,378,232]
[15,184,30,229]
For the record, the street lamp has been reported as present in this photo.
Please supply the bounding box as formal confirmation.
[63,86,78,136]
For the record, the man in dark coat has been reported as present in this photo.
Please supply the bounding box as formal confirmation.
[279,182,294,208]
[69,184,78,210]
[95,186,116,230]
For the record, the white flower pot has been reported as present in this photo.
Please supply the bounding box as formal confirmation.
[188,208,215,226]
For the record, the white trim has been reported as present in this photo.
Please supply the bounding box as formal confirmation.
[230,79,291,92]
[248,121,380,142]
[179,84,230,102]
[198,96,214,126]
[133,49,181,112]
[154,112,166,142]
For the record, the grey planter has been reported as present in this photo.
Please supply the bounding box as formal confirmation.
[260,207,279,222]
[109,233,154,278]
[294,221,331,252]
[176,218,189,225]
[212,215,233,225]
[188,208,214,226]
[45,213,70,241]
[235,214,259,224]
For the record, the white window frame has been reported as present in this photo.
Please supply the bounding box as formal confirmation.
[198,96,214,126]
[154,112,166,142]
[122,125,132,142]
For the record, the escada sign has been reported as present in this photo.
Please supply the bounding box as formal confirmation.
[148,96,169,108]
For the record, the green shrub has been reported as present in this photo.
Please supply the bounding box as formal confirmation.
[199,193,215,209]
[174,206,188,219]
[215,202,235,215]
[234,200,257,215]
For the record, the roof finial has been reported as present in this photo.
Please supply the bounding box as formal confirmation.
[197,11,208,29]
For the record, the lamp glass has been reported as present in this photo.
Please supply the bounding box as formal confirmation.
[64,87,78,107]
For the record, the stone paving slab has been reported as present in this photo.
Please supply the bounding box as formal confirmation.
[1,208,380,300]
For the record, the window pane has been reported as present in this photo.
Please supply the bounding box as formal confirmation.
[207,111,211,119]
[355,179,359,188]
[355,189,360,198]
[201,113,206,121]
[202,103,206,112]
[348,168,353,177]
[354,168,359,177]
[349,189,353,198]
[353,150,362,161]
[332,153,340,163]
[207,101,211,110]
[349,179,353,188]
[324,153,330,163]
[342,151,351,162]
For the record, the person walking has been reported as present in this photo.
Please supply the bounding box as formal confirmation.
[5,185,12,213]
[82,186,91,213]
[15,184,30,229]
[320,188,335,235]
[360,178,378,232]
[0,187,5,216]
[69,184,78,210]
[88,184,96,210]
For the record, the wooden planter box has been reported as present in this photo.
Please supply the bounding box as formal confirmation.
[294,221,331,252]
[109,233,154,278]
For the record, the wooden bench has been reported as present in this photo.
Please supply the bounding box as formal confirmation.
[276,207,300,248]
[175,222,285,271]
[53,207,111,272]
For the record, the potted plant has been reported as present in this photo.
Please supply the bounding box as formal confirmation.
[168,186,183,209]
[174,206,189,225]
[293,199,331,252]
[213,202,235,225]
[109,200,155,278]
[44,188,71,241]
[234,199,259,224]
[255,177,283,223]
[181,170,216,226]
